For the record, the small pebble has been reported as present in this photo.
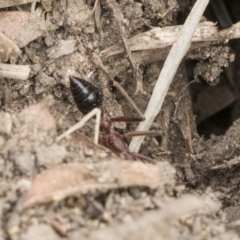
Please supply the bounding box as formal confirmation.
[36,144,67,167]
[20,224,59,240]
[14,152,35,174]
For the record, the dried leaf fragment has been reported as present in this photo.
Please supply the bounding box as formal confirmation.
[0,32,21,59]
[0,11,47,48]
[21,161,175,209]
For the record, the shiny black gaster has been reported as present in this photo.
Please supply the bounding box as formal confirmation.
[69,76,103,114]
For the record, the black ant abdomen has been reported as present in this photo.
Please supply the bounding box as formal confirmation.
[69,76,103,114]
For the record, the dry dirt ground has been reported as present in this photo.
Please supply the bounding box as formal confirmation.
[1,0,240,239]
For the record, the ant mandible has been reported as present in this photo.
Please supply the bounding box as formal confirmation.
[69,76,161,164]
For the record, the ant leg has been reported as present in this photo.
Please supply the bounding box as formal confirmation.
[56,108,101,144]
[110,116,144,123]
[131,152,156,164]
[110,116,161,138]
[123,131,162,138]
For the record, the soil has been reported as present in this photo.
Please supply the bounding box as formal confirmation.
[1,0,240,239]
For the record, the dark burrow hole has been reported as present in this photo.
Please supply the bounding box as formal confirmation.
[187,71,238,139]
[186,0,240,139]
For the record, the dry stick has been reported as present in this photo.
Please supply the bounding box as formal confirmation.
[186,109,193,154]
[101,67,144,118]
[102,20,240,58]
[0,64,30,80]
[56,108,101,144]
[173,80,197,120]
[210,156,240,170]
[161,2,177,18]
[93,0,103,34]
[132,42,218,66]
[114,15,142,95]
[92,0,100,15]
[159,102,172,151]
[107,1,136,70]
[31,1,37,13]
[101,22,218,58]
[87,49,144,118]
[129,0,209,153]
[107,0,145,94]
[111,5,135,72]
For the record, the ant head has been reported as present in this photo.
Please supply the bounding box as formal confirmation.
[100,119,111,134]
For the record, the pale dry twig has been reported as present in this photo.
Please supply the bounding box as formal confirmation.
[129,0,209,152]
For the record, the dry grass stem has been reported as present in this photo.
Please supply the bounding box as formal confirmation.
[56,108,101,145]
[0,64,30,80]
[129,0,209,152]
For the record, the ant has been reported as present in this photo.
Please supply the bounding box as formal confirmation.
[66,76,161,164]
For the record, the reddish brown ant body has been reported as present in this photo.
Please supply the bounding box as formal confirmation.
[69,76,160,164]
